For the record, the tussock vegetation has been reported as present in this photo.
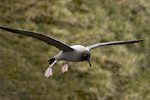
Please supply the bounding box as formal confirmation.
[0,0,150,100]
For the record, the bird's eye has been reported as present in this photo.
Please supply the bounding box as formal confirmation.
[83,54,87,57]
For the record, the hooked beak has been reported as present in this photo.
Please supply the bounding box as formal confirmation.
[87,57,91,67]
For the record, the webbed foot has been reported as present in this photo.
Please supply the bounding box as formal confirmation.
[61,62,68,73]
[45,60,57,78]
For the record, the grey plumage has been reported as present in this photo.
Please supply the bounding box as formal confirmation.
[0,26,146,77]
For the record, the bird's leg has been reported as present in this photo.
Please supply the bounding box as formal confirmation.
[61,61,68,73]
[45,60,57,78]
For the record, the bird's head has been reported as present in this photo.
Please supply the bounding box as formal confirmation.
[81,51,91,67]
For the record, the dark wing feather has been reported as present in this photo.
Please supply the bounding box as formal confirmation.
[0,26,74,51]
[86,39,144,50]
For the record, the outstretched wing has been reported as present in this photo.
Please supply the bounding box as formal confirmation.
[86,39,144,50]
[0,26,74,51]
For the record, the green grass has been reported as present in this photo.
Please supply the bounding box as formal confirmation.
[0,0,150,100]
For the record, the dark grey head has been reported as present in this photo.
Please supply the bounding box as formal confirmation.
[71,45,92,67]
[81,51,91,67]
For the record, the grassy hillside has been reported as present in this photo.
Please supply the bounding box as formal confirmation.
[0,0,150,100]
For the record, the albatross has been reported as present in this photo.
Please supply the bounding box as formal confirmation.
[0,26,145,77]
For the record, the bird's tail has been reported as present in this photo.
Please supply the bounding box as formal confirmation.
[48,58,56,64]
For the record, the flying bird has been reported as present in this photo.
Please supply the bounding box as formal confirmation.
[0,26,145,78]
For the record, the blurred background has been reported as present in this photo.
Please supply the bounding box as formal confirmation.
[0,0,150,100]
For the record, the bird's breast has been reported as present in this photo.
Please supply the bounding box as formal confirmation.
[55,51,83,62]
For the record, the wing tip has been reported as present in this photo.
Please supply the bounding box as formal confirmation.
[0,26,15,32]
[0,26,6,30]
